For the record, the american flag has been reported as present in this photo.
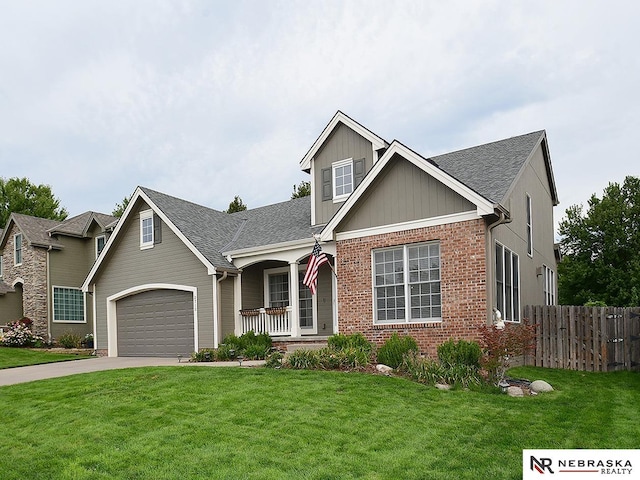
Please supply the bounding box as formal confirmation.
[303,240,328,295]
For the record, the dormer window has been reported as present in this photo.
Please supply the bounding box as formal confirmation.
[322,157,366,203]
[333,158,353,200]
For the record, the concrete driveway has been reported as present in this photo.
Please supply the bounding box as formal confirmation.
[0,357,265,387]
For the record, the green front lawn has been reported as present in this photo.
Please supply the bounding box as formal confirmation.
[0,347,91,369]
[0,366,638,479]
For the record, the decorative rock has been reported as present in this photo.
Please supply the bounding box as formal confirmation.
[507,386,524,397]
[376,364,393,375]
[435,383,452,390]
[530,380,554,393]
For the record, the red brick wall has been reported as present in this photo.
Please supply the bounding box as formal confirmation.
[336,219,487,358]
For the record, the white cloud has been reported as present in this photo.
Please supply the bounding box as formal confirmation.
[0,0,638,225]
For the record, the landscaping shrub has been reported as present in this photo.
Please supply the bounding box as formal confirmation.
[0,320,43,347]
[479,322,536,385]
[191,349,216,362]
[376,333,418,369]
[317,346,371,370]
[243,343,271,360]
[400,352,482,389]
[57,332,82,349]
[264,350,284,368]
[327,333,374,355]
[285,349,320,369]
[437,338,482,368]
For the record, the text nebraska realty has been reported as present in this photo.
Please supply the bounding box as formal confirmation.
[557,458,632,475]
[531,456,633,475]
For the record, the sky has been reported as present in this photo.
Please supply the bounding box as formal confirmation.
[1,0,638,234]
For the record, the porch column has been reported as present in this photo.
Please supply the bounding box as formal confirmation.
[289,262,300,338]
[234,272,243,336]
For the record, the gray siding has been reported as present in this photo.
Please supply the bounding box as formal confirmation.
[494,144,557,310]
[314,123,374,225]
[220,276,235,338]
[0,286,22,324]
[316,266,334,335]
[339,155,477,232]
[49,236,94,339]
[92,199,215,351]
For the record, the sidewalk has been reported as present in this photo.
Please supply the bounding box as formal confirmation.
[0,357,265,387]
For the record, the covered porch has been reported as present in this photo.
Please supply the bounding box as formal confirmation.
[228,242,336,339]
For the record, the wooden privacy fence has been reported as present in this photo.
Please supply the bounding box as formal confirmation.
[523,305,640,372]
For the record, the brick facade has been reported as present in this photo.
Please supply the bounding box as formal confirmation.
[2,224,49,336]
[336,218,487,358]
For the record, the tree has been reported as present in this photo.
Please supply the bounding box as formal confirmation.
[558,176,640,306]
[225,195,247,213]
[291,180,311,199]
[0,177,68,228]
[112,195,132,217]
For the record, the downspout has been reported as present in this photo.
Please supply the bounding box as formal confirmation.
[486,209,511,326]
[46,245,53,342]
[214,271,228,349]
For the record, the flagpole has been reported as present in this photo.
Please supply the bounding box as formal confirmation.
[313,234,337,278]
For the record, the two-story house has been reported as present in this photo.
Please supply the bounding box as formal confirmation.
[0,211,118,340]
[83,111,558,357]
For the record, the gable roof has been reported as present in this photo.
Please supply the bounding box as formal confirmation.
[0,213,64,250]
[48,211,119,237]
[319,127,558,241]
[430,130,558,206]
[300,111,389,171]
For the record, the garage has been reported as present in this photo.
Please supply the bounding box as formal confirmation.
[116,289,194,357]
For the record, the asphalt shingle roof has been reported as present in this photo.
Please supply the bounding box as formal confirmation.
[4,213,64,249]
[141,187,321,271]
[50,212,119,237]
[429,130,545,205]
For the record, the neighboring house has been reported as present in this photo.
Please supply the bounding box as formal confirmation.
[83,111,558,358]
[0,211,118,340]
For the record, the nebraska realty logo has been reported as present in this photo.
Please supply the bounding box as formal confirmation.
[523,450,639,479]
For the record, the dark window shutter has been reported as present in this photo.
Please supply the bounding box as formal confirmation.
[353,158,366,187]
[153,213,162,244]
[321,167,332,201]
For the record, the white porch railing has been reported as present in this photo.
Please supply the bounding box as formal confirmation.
[240,307,291,336]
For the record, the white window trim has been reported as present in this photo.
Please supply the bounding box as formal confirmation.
[52,285,87,323]
[14,233,22,266]
[95,235,106,258]
[372,242,443,325]
[495,241,521,323]
[263,266,290,307]
[332,157,353,203]
[140,209,154,249]
[0,254,3,277]
[526,193,533,258]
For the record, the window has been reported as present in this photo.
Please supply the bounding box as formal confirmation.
[526,194,533,257]
[53,287,85,322]
[0,254,3,277]
[96,235,106,258]
[543,265,556,305]
[14,233,22,265]
[299,272,313,328]
[140,210,154,248]
[495,242,520,322]
[373,242,441,324]
[333,158,353,200]
[322,158,366,202]
[268,273,289,308]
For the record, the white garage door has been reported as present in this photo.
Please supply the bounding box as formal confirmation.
[116,289,194,357]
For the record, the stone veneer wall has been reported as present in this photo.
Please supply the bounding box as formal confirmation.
[336,218,487,358]
[2,225,49,336]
